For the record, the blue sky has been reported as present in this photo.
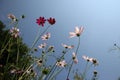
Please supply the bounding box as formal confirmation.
[0,0,120,80]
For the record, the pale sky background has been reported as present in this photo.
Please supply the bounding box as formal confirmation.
[0,0,120,80]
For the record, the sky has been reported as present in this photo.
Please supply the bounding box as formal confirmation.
[0,0,120,80]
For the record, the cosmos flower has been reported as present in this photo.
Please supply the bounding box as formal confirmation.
[36,16,46,26]
[38,43,47,49]
[10,27,20,38]
[69,26,84,38]
[8,14,17,22]
[82,55,98,66]
[62,43,74,49]
[41,33,51,40]
[56,60,67,67]
[47,17,56,25]
[82,55,91,62]
[72,52,78,64]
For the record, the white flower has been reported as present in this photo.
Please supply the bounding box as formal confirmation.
[38,43,47,49]
[56,60,67,67]
[82,55,99,66]
[41,33,51,40]
[82,55,93,62]
[72,52,78,64]
[82,55,89,61]
[10,27,20,38]
[69,26,84,38]
[8,14,17,22]
[62,43,74,49]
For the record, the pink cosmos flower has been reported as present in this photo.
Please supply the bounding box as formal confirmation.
[82,55,99,66]
[62,43,74,49]
[10,27,20,38]
[47,17,56,25]
[36,17,46,27]
[72,52,78,64]
[8,14,16,22]
[82,55,90,61]
[41,33,51,40]
[69,26,84,38]
[38,43,47,49]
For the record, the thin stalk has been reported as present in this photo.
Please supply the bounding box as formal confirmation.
[45,49,69,80]
[82,62,88,80]
[39,73,46,80]
[0,38,12,56]
[44,63,56,80]
[31,25,51,51]
[16,38,20,65]
[66,37,80,79]
[49,68,63,80]
[1,32,9,50]
[18,64,33,80]
[82,63,93,80]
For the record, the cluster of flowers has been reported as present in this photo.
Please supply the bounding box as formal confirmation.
[8,14,99,80]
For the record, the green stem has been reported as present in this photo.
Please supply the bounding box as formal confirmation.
[82,62,88,80]
[0,38,12,56]
[16,38,20,65]
[82,63,93,80]
[1,32,9,50]
[45,49,69,80]
[39,73,46,80]
[44,63,56,80]
[31,25,51,51]
[18,64,33,80]
[66,37,80,79]
[49,68,63,80]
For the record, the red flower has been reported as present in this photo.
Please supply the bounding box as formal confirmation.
[36,17,46,27]
[47,17,56,25]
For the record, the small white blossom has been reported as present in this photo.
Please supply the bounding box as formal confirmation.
[72,52,78,64]
[69,26,84,38]
[82,55,99,66]
[56,60,67,67]
[41,33,51,40]
[62,43,74,49]
[8,14,17,22]
[10,27,20,38]
[38,43,47,49]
